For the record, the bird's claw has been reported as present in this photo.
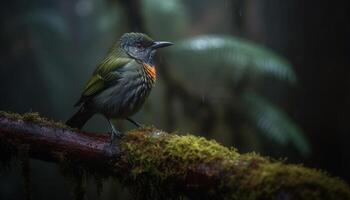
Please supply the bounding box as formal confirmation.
[104,129,123,156]
[103,143,120,156]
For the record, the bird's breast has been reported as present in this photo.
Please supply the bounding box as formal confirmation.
[93,62,156,118]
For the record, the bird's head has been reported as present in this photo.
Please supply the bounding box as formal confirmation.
[120,32,173,64]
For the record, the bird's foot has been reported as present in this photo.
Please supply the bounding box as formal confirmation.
[103,143,120,156]
[103,131,123,156]
[103,144,120,156]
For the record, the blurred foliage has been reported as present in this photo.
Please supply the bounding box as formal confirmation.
[244,93,309,155]
[171,36,297,84]
[141,0,309,155]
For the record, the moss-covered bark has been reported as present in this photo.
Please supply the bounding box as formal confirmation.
[120,130,350,200]
[0,111,350,200]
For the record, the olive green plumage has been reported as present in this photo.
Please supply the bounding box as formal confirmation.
[66,32,173,143]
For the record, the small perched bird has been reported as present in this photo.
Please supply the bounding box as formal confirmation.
[67,32,173,144]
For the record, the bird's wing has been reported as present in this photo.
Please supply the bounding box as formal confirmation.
[75,57,133,106]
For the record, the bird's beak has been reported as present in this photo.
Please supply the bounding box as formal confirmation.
[151,41,174,49]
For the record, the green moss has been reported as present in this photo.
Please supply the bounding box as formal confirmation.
[120,129,350,200]
[0,111,70,129]
[122,128,240,179]
[120,128,248,199]
[236,163,350,200]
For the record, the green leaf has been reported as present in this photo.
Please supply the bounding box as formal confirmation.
[243,92,310,155]
[170,35,297,84]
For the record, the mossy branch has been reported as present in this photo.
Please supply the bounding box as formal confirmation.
[0,111,349,200]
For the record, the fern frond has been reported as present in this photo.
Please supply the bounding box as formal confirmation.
[170,36,297,84]
[243,92,310,155]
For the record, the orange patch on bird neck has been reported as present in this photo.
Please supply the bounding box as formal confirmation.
[143,63,157,82]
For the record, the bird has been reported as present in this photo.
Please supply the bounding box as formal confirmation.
[66,32,173,145]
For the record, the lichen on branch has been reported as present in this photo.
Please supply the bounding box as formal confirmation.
[0,111,349,200]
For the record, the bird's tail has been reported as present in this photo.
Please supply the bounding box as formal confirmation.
[66,107,93,129]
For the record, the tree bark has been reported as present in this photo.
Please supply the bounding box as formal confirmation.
[0,111,349,200]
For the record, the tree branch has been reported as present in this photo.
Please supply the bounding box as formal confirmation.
[0,111,349,200]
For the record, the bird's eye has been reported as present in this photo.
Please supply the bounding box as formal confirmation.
[136,43,142,48]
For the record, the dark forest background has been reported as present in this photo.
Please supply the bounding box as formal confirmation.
[0,0,349,199]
